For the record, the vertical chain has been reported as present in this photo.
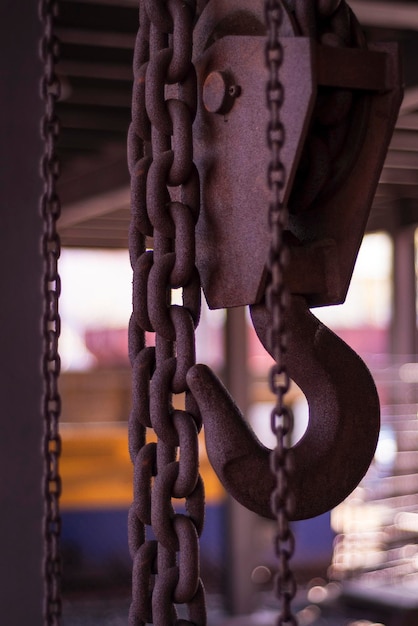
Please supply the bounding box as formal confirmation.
[128,1,206,624]
[265,2,297,625]
[39,1,62,625]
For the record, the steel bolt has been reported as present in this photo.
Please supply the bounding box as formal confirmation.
[203,71,240,114]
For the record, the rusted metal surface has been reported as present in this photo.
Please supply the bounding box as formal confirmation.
[192,0,403,310]
[39,0,63,623]
[187,294,381,521]
[193,34,315,309]
[128,1,206,624]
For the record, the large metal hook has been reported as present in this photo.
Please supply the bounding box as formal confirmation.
[186,294,380,520]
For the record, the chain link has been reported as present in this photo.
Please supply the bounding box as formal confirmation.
[265,2,297,625]
[39,0,62,624]
[128,1,206,624]
[265,1,356,620]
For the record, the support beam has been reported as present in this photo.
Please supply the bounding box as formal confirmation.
[58,60,133,81]
[0,3,44,624]
[390,129,418,153]
[56,27,136,49]
[349,1,418,31]
[380,168,418,186]
[385,150,418,170]
[391,225,417,356]
[60,185,130,228]
[224,307,258,616]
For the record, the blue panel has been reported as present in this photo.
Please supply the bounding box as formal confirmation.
[292,512,334,566]
[61,504,227,585]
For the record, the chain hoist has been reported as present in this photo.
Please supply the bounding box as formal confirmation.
[39,0,63,624]
[130,0,402,623]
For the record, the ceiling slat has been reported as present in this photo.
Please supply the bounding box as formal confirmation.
[378,182,418,200]
[389,130,418,152]
[58,60,133,81]
[380,168,418,185]
[349,1,418,30]
[60,186,130,228]
[56,27,136,49]
[58,104,130,132]
[384,150,418,169]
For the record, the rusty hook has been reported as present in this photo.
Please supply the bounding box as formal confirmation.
[186,294,380,520]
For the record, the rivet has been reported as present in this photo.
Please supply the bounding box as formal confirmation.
[203,71,240,114]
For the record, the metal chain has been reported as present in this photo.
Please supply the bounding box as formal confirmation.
[39,1,63,624]
[265,2,297,625]
[128,1,206,624]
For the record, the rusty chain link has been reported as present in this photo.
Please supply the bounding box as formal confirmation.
[128,1,206,624]
[39,0,62,624]
[265,2,297,625]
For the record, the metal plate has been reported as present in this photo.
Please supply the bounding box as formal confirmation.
[194,35,316,309]
[193,35,402,310]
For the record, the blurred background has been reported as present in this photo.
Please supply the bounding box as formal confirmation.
[34,0,418,624]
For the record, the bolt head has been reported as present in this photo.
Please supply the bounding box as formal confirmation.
[203,71,238,114]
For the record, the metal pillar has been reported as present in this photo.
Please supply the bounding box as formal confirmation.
[224,306,258,615]
[0,4,45,624]
[391,226,417,356]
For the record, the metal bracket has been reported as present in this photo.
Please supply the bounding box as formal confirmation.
[193,29,403,309]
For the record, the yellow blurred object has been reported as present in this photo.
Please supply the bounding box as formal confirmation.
[60,423,225,509]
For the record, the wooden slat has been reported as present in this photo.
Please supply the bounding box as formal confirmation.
[349,1,418,30]
[57,1,137,33]
[61,231,129,248]
[63,0,137,6]
[59,103,130,132]
[384,150,418,170]
[60,40,133,64]
[378,182,418,199]
[390,129,418,152]
[58,59,133,81]
[393,450,418,475]
[56,26,136,49]
[60,186,130,227]
[58,128,124,151]
[64,77,132,108]
[395,113,418,132]
[372,473,418,500]
[380,167,418,185]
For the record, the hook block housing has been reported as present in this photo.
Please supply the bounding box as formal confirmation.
[193,7,403,310]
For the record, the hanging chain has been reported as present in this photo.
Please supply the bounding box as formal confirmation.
[128,1,206,624]
[39,1,62,624]
[265,2,297,625]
